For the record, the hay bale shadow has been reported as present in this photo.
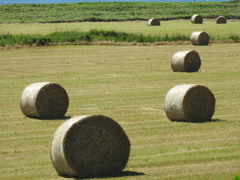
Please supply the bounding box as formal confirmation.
[48,116,71,120]
[185,118,227,123]
[207,119,227,122]
[27,115,71,120]
[195,118,227,123]
[62,171,145,179]
[113,171,145,177]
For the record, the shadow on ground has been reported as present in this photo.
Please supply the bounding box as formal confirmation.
[66,171,145,179]
[27,115,71,120]
[170,118,227,123]
[188,119,227,123]
[192,118,227,123]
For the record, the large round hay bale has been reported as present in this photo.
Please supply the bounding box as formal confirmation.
[50,115,131,178]
[191,14,203,24]
[190,31,209,45]
[171,50,201,72]
[164,84,215,122]
[20,82,69,119]
[216,16,227,24]
[147,18,160,26]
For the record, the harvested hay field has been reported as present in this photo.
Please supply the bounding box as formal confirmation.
[0,43,240,179]
[0,19,239,38]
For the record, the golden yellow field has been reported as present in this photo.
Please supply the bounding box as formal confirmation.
[0,42,240,179]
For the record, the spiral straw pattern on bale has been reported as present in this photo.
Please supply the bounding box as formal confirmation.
[191,14,203,24]
[20,82,69,119]
[171,50,201,72]
[216,16,227,24]
[147,18,160,26]
[190,31,209,45]
[164,84,215,122]
[50,115,131,178]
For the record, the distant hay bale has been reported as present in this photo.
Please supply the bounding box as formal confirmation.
[147,18,160,26]
[20,82,69,119]
[216,16,227,24]
[50,115,131,178]
[191,14,203,24]
[171,50,201,72]
[164,84,215,122]
[190,31,209,45]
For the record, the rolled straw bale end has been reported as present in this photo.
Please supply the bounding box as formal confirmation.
[171,50,201,72]
[20,82,69,119]
[164,84,215,122]
[50,115,131,178]
[147,18,160,26]
[190,31,209,45]
[191,14,203,24]
[216,16,227,24]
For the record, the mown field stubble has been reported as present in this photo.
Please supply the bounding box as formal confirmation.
[0,19,239,37]
[0,43,240,179]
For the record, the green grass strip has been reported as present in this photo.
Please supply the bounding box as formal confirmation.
[234,174,240,180]
[0,30,239,47]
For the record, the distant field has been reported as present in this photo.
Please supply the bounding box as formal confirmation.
[0,43,240,179]
[0,19,240,37]
[0,1,240,23]
[0,19,239,47]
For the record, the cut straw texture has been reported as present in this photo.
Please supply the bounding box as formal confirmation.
[164,84,215,122]
[50,115,131,178]
[147,18,160,26]
[190,31,210,45]
[171,50,201,72]
[191,14,203,24]
[20,82,69,119]
[216,16,227,24]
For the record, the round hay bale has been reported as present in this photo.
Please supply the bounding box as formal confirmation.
[216,16,227,24]
[50,115,131,178]
[164,84,215,122]
[171,50,201,72]
[191,14,203,24]
[147,18,160,26]
[20,82,69,119]
[190,31,209,45]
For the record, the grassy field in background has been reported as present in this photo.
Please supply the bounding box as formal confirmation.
[0,1,240,23]
[0,19,240,37]
[0,43,240,179]
[0,20,239,47]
